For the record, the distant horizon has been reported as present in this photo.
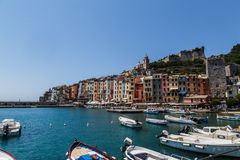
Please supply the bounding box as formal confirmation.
[0,0,239,101]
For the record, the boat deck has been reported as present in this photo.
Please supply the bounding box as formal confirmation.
[71,146,107,159]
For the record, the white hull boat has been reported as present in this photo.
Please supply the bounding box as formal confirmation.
[143,108,159,114]
[0,148,16,160]
[0,119,21,137]
[146,118,167,125]
[165,109,195,115]
[164,115,197,125]
[159,131,240,158]
[217,115,240,121]
[121,137,186,160]
[190,126,240,140]
[119,116,142,128]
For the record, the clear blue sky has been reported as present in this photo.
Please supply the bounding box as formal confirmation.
[0,0,239,101]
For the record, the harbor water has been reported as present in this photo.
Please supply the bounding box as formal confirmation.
[0,108,239,160]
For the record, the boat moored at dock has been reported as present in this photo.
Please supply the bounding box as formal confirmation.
[0,119,21,137]
[158,130,240,158]
[121,137,185,160]
[143,108,159,114]
[119,116,142,128]
[66,139,115,160]
[0,148,16,160]
[217,114,240,121]
[146,118,167,125]
[164,115,197,125]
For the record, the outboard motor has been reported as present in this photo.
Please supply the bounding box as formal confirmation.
[179,125,192,134]
[156,130,169,138]
[121,137,133,152]
[3,124,9,136]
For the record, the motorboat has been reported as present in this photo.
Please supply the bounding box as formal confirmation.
[164,115,197,125]
[143,108,159,114]
[66,139,115,160]
[217,114,240,121]
[0,148,16,160]
[158,130,240,158]
[233,126,240,133]
[146,118,167,125]
[121,137,187,160]
[165,108,195,115]
[0,119,21,137]
[190,116,208,124]
[119,116,142,128]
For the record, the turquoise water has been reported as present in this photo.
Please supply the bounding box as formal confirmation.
[0,108,239,160]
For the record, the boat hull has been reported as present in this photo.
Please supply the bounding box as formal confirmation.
[146,118,167,125]
[165,115,196,125]
[160,137,240,158]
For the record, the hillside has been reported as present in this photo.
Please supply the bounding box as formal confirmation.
[149,58,205,74]
[225,44,240,65]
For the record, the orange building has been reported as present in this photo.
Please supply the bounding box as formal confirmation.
[133,77,144,103]
[69,83,79,100]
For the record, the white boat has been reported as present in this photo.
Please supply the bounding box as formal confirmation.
[146,118,167,125]
[0,119,21,137]
[143,108,159,114]
[159,130,240,158]
[119,116,142,128]
[217,114,240,121]
[121,137,186,160]
[164,115,197,125]
[165,108,195,115]
[0,148,16,160]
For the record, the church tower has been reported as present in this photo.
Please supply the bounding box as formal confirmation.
[143,54,150,69]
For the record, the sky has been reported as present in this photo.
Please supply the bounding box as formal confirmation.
[0,0,239,101]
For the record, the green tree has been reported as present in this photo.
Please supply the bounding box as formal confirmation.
[226,98,238,108]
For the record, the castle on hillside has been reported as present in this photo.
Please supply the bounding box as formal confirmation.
[162,46,205,62]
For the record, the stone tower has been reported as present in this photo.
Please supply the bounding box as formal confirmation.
[206,56,227,98]
[143,54,150,69]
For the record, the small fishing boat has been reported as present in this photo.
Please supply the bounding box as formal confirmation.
[121,137,186,160]
[217,114,240,121]
[158,130,240,158]
[164,115,197,125]
[146,118,167,125]
[0,119,21,137]
[143,108,159,114]
[119,116,142,128]
[66,139,115,160]
[0,148,16,160]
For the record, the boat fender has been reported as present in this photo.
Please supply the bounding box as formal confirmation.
[195,145,204,149]
[183,143,191,147]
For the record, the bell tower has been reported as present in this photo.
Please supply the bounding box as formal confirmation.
[143,54,149,69]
